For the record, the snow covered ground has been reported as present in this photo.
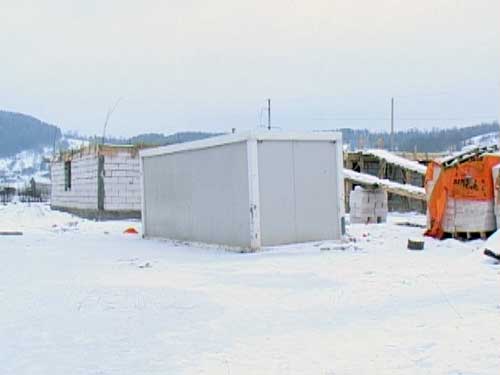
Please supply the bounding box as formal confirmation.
[0,203,499,375]
[0,147,52,187]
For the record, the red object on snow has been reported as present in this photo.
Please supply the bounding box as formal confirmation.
[123,227,139,234]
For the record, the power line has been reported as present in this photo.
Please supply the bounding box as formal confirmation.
[311,116,498,121]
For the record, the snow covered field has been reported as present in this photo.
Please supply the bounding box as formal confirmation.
[1,203,499,374]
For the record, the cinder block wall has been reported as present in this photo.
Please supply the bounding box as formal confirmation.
[51,154,99,210]
[103,151,141,212]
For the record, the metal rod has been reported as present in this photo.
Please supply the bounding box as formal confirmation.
[267,98,271,131]
[390,97,394,151]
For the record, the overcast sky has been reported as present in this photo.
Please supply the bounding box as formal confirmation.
[0,0,498,137]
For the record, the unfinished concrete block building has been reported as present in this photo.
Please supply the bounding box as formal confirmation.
[50,144,142,219]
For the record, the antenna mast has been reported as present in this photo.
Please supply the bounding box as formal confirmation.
[390,97,394,151]
[267,98,271,130]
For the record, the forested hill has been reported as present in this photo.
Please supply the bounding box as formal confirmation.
[0,110,218,158]
[126,131,222,146]
[0,111,61,157]
[338,122,499,152]
[82,131,221,148]
[0,108,497,157]
[101,123,500,152]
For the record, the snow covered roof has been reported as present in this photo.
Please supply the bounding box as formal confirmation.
[140,131,342,158]
[360,149,427,175]
[343,168,426,201]
[436,145,499,168]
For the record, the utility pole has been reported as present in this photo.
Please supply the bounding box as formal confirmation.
[52,127,58,158]
[390,97,395,151]
[267,98,271,130]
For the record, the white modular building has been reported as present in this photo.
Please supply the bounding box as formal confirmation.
[51,144,142,219]
[140,131,345,250]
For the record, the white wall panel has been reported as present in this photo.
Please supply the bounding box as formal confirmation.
[257,140,340,246]
[143,141,251,247]
[256,141,296,245]
[292,140,340,241]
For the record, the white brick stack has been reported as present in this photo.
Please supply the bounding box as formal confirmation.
[492,164,500,226]
[349,186,388,224]
[103,151,141,212]
[441,198,496,233]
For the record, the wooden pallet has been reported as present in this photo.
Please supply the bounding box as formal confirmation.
[441,145,499,169]
[444,231,494,241]
[0,231,23,236]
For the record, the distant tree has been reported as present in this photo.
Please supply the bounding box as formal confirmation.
[338,122,499,152]
[0,186,16,204]
[18,178,43,202]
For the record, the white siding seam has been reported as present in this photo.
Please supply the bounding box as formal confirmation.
[335,138,345,235]
[246,139,262,250]
[140,153,146,236]
[291,141,298,242]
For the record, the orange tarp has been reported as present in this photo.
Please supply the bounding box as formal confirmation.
[425,155,500,238]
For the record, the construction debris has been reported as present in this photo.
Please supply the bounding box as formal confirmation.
[408,238,424,250]
[396,221,427,229]
[484,249,500,262]
[0,231,23,236]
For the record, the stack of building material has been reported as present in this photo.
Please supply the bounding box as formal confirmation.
[440,198,496,234]
[349,186,388,224]
[426,162,497,234]
[425,147,500,239]
[492,164,500,225]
